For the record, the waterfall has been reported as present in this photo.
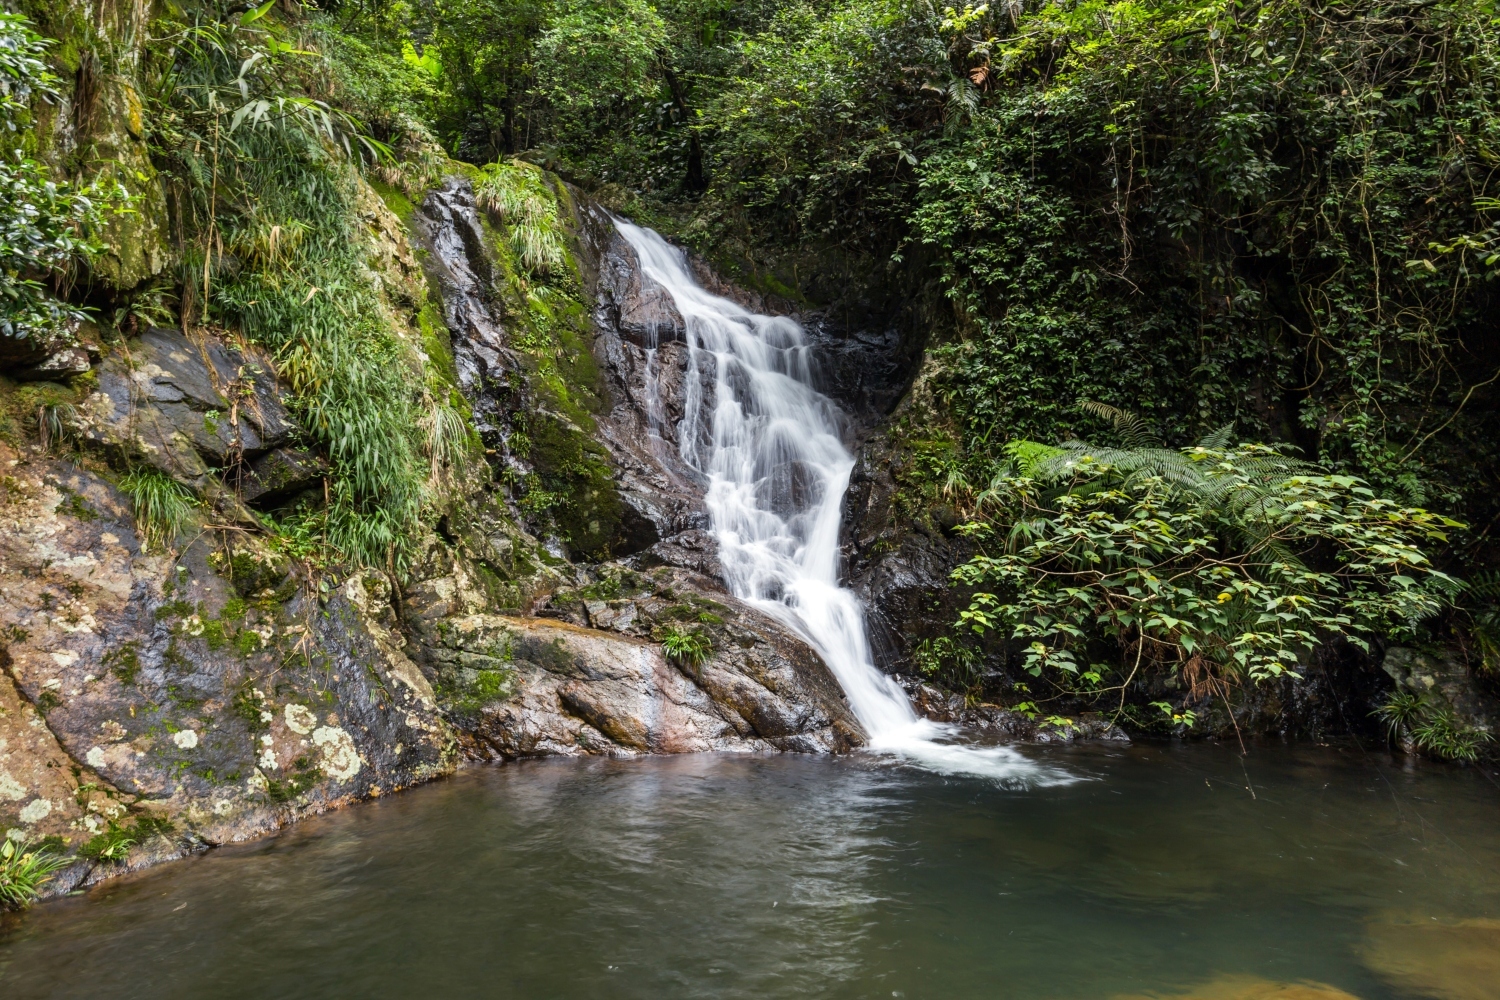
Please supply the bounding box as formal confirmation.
[614,221,1066,783]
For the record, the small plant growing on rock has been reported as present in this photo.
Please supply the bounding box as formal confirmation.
[660,625,712,667]
[1374,691,1494,762]
[80,821,137,863]
[0,837,68,910]
[119,468,197,551]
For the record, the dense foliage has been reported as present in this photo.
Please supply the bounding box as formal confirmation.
[5,0,1498,713]
[350,0,1500,570]
[0,13,105,349]
[952,433,1460,700]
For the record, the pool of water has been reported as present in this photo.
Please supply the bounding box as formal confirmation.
[1,742,1497,999]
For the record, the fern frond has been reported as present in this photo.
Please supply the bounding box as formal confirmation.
[1198,421,1235,449]
[1078,399,1162,447]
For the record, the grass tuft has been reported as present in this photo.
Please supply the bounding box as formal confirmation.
[476,161,568,279]
[660,625,712,667]
[119,468,197,551]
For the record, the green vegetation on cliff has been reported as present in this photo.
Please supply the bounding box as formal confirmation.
[4,0,1498,731]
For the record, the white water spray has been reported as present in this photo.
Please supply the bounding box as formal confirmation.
[614,221,1070,784]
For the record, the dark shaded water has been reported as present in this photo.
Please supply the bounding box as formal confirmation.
[2,743,1497,1000]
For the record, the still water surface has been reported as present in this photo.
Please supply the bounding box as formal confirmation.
[1,742,1497,1000]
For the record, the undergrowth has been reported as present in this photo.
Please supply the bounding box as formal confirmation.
[1375,691,1495,762]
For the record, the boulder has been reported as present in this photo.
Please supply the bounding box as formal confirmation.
[74,327,294,485]
[0,442,454,875]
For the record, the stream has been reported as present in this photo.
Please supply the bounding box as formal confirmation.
[2,743,1496,999]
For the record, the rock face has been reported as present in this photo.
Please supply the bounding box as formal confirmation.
[1382,647,1498,734]
[0,441,453,882]
[574,199,711,543]
[399,178,863,760]
[73,326,298,490]
[413,608,860,758]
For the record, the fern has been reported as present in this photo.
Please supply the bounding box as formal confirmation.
[1078,399,1164,448]
[660,625,712,666]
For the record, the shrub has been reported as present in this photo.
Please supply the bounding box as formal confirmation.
[952,430,1461,700]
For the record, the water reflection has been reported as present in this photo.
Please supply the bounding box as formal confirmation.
[0,744,1496,1000]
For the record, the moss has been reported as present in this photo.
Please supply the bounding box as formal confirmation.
[416,298,458,386]
[526,416,625,559]
[232,681,270,733]
[437,664,517,714]
[233,629,263,656]
[0,377,87,448]
[265,755,322,803]
[154,599,194,621]
[368,178,417,229]
[104,642,141,685]
[52,484,99,521]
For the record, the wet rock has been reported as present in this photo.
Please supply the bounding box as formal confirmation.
[1381,647,1497,734]
[595,225,686,348]
[1111,975,1362,1000]
[902,679,1130,743]
[843,421,976,676]
[74,327,294,485]
[412,178,521,443]
[413,562,863,757]
[238,446,327,507]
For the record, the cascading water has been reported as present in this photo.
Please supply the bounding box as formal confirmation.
[614,220,1069,783]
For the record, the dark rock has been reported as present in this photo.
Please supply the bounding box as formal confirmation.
[411,179,521,443]
[901,678,1131,742]
[239,446,327,507]
[74,327,294,484]
[10,346,93,381]
[843,427,977,676]
[0,315,88,381]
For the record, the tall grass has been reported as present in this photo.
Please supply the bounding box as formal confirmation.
[476,161,568,279]
[120,468,197,551]
[161,19,435,574]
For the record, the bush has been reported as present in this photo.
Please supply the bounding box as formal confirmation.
[951,429,1461,699]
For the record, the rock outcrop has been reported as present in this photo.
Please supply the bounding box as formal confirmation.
[73,327,300,490]
[0,441,453,884]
